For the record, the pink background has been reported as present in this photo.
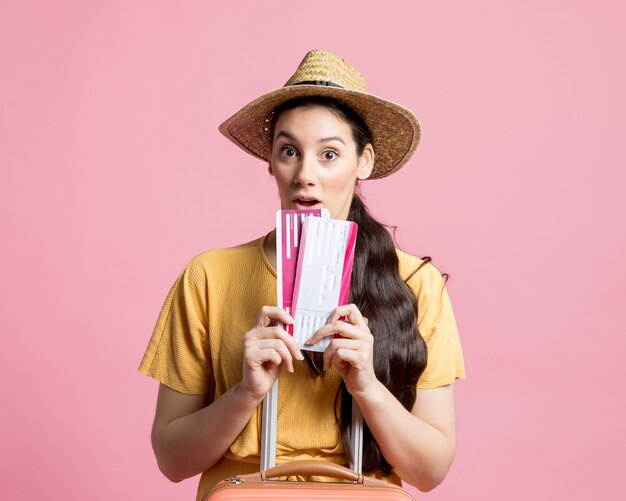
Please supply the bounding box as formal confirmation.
[1,1,625,499]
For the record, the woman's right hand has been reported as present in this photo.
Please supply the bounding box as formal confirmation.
[238,306,304,403]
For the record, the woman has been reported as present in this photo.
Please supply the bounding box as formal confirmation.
[139,50,465,500]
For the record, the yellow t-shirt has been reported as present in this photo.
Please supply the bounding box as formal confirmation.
[139,233,465,499]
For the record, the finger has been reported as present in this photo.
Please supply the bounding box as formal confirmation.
[264,349,283,368]
[306,321,370,345]
[254,306,296,329]
[323,338,366,370]
[256,326,305,361]
[329,304,367,328]
[253,339,295,372]
[248,347,283,369]
[332,346,363,369]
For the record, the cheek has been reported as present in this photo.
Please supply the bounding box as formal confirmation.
[273,170,291,186]
[328,170,358,193]
[272,173,292,197]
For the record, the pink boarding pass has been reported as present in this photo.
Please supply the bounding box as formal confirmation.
[290,217,358,352]
[276,209,330,334]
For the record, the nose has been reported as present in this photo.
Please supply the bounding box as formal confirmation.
[293,153,317,186]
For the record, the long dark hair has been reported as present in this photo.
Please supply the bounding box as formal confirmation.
[271,96,429,476]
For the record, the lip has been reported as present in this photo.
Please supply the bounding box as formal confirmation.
[291,194,322,210]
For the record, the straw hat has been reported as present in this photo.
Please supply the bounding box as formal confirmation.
[218,50,421,180]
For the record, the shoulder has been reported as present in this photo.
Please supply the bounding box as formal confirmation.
[183,235,267,277]
[395,248,446,289]
[395,248,458,331]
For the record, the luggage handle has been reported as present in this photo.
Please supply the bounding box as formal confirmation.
[261,384,364,473]
[263,459,362,482]
[241,459,387,486]
[263,225,364,474]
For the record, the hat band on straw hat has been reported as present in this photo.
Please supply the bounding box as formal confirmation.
[293,80,343,88]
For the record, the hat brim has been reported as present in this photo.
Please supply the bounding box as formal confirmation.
[218,85,421,180]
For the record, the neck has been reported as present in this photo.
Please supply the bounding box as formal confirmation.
[263,229,277,272]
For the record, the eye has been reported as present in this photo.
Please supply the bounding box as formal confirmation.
[322,150,338,161]
[280,145,298,158]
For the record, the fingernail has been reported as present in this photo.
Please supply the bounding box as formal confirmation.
[297,351,304,360]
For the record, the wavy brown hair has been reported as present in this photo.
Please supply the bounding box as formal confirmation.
[271,96,429,476]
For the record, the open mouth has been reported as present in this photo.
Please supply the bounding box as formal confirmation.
[295,199,319,207]
[292,197,321,209]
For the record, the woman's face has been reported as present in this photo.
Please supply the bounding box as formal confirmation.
[269,105,374,220]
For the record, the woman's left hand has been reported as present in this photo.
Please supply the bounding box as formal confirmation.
[306,304,377,396]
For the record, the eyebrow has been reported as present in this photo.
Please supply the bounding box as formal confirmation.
[275,131,346,145]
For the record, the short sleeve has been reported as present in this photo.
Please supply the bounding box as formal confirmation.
[138,258,212,395]
[406,263,466,389]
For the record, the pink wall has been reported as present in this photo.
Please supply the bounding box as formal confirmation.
[1,1,625,499]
